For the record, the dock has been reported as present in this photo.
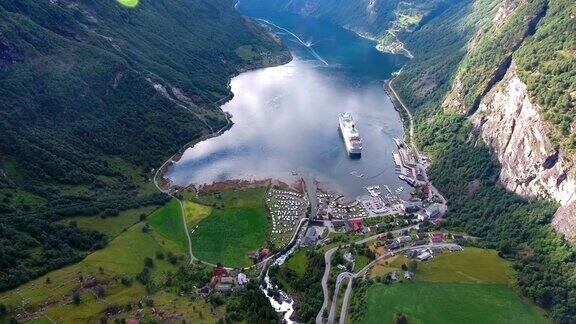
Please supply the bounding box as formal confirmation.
[392,140,421,187]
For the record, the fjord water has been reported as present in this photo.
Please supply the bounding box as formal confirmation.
[167,7,408,198]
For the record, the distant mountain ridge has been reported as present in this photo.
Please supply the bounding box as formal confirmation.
[240,0,453,56]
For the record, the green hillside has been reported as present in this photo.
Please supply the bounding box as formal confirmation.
[514,0,576,151]
[0,0,288,292]
[392,0,576,322]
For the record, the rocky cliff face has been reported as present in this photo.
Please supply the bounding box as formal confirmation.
[442,0,547,115]
[471,64,576,239]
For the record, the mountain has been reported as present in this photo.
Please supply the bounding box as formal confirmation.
[396,0,575,238]
[0,0,289,291]
[239,0,576,322]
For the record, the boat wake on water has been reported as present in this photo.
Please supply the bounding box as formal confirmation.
[256,18,329,66]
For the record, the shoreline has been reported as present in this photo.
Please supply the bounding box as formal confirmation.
[154,54,293,194]
[149,18,422,322]
[152,10,420,269]
[353,29,413,59]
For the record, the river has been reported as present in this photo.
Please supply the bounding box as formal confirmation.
[166,6,408,199]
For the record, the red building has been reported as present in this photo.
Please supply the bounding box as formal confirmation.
[350,218,362,232]
[429,232,444,243]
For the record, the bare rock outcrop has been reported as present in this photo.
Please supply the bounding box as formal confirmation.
[471,64,576,239]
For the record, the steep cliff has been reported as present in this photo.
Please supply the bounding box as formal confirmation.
[442,0,547,114]
[459,0,576,239]
[471,65,576,238]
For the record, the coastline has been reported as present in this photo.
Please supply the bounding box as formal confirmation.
[353,29,413,59]
[384,79,413,144]
[154,52,293,194]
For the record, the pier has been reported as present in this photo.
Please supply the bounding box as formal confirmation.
[392,138,421,187]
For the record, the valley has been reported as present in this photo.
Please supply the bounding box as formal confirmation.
[0,0,574,323]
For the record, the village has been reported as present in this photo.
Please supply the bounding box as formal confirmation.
[159,128,455,321]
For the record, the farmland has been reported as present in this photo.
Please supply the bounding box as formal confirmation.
[363,282,549,324]
[0,202,225,323]
[361,248,549,324]
[190,188,270,267]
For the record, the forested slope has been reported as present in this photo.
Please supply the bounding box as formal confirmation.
[0,0,288,291]
[392,0,576,321]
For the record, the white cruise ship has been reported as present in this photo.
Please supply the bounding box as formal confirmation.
[339,112,362,156]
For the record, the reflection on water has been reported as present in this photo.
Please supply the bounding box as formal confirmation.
[167,10,408,198]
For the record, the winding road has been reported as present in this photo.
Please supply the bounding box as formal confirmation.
[327,272,353,324]
[316,224,418,323]
[153,111,232,265]
[318,226,461,324]
[316,247,337,324]
[339,275,353,324]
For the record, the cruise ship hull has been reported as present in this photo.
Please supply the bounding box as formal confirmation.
[338,113,362,157]
[339,126,362,157]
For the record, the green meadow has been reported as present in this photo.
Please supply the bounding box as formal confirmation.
[190,188,269,267]
[362,248,549,324]
[147,199,188,252]
[286,250,309,277]
[363,282,548,324]
[0,202,222,323]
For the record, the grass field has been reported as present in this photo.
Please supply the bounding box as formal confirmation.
[362,248,549,324]
[191,188,269,268]
[369,255,405,278]
[183,200,212,228]
[62,205,159,239]
[146,198,213,253]
[363,282,549,324]
[353,255,370,272]
[0,202,223,323]
[414,248,514,284]
[286,250,309,277]
[147,199,188,252]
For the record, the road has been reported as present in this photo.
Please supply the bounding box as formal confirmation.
[153,155,196,264]
[339,275,353,324]
[354,224,419,245]
[387,76,447,205]
[327,272,353,324]
[355,242,461,278]
[388,77,416,156]
[316,247,337,324]
[316,224,418,323]
[153,112,232,265]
